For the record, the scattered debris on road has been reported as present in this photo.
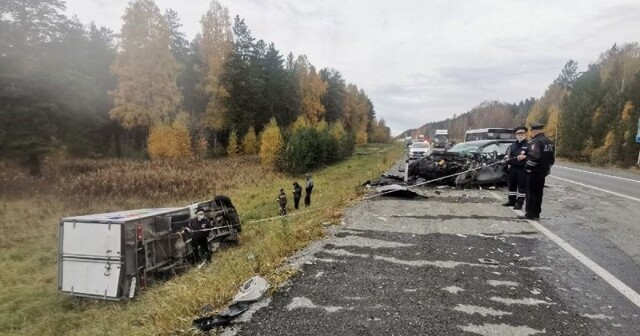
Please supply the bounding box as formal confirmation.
[375,184,428,199]
[193,276,270,332]
[478,258,500,265]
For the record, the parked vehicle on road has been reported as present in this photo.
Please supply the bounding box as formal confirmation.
[433,129,449,149]
[408,141,431,159]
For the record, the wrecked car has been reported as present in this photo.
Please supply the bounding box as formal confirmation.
[407,140,511,186]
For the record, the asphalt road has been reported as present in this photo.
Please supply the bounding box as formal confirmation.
[217,160,640,336]
[551,163,640,201]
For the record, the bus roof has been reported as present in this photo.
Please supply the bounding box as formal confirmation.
[465,128,513,134]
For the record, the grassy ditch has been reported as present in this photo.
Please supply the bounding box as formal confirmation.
[0,143,402,335]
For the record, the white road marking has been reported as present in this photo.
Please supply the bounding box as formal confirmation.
[459,323,545,336]
[442,286,464,294]
[581,313,614,320]
[489,191,640,309]
[555,165,640,184]
[490,296,554,306]
[286,297,344,313]
[454,304,512,317]
[487,280,519,287]
[548,175,640,203]
[526,218,640,309]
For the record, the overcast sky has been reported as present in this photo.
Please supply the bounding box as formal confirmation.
[65,0,640,135]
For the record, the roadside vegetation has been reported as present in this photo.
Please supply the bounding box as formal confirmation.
[0,143,402,335]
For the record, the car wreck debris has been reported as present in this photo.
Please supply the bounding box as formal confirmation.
[233,275,270,303]
[407,144,507,187]
[478,258,500,265]
[193,276,269,332]
[375,184,427,199]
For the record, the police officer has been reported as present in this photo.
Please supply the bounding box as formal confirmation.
[502,126,529,210]
[518,122,555,220]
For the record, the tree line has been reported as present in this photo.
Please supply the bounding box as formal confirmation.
[402,43,640,167]
[0,0,391,175]
[526,44,640,167]
[399,99,536,142]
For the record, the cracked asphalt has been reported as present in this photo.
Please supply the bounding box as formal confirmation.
[222,160,640,336]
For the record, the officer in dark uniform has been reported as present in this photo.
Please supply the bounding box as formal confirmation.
[185,208,213,262]
[518,122,555,220]
[502,126,529,210]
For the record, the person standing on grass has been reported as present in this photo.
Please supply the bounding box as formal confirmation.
[185,208,212,263]
[304,174,314,207]
[277,188,288,215]
[292,181,302,209]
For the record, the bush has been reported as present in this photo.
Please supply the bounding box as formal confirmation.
[147,121,193,160]
[278,122,355,174]
[227,130,240,157]
[260,118,283,167]
[242,126,258,155]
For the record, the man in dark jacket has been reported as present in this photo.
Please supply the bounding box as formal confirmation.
[186,208,213,262]
[292,181,302,209]
[304,174,314,207]
[503,126,529,210]
[518,122,555,220]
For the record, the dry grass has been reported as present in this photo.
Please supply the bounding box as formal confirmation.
[0,143,403,335]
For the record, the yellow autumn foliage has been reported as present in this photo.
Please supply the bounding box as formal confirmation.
[259,117,283,166]
[227,130,239,157]
[330,120,346,140]
[291,115,310,131]
[356,129,368,147]
[147,120,193,160]
[316,119,329,132]
[591,131,615,164]
[242,126,258,154]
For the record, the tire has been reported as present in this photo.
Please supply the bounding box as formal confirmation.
[215,195,241,233]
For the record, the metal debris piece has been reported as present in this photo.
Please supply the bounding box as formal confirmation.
[478,258,500,265]
[233,276,270,303]
[375,184,427,199]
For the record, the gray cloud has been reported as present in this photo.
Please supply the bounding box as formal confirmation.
[64,0,640,135]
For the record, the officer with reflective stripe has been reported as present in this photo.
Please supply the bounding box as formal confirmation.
[517,122,555,220]
[502,126,528,210]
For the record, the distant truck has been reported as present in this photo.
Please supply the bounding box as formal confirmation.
[433,129,449,149]
[58,196,241,300]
